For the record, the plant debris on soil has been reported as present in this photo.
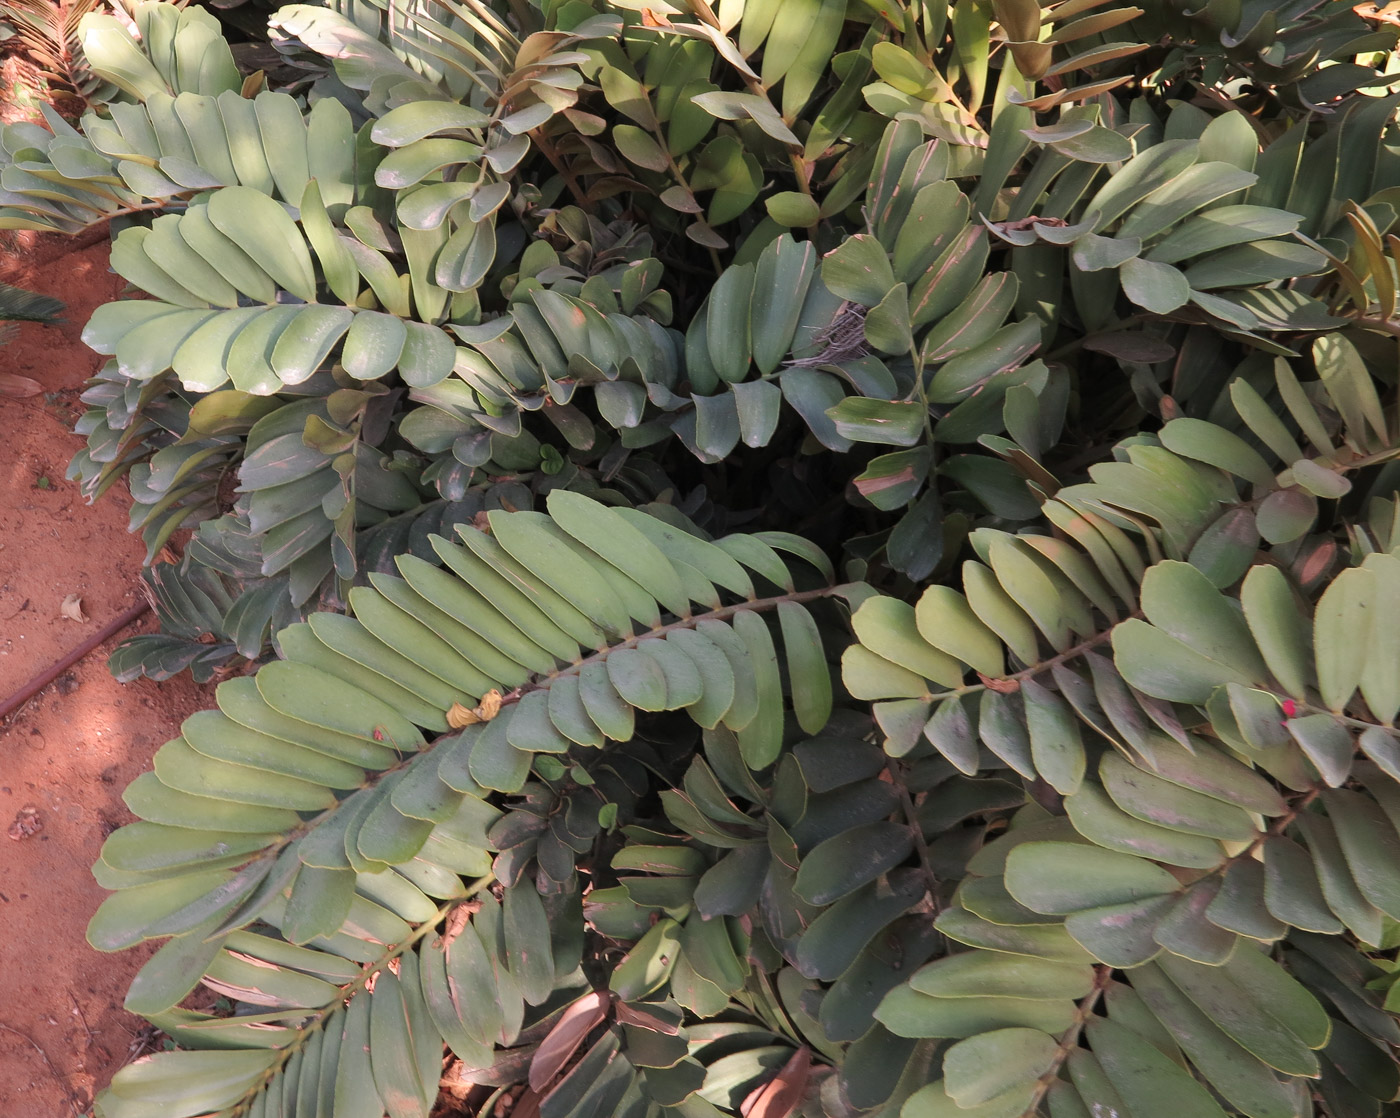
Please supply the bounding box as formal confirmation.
[7,805,43,840]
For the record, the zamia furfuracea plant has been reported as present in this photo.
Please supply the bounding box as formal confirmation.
[0,0,1397,1115]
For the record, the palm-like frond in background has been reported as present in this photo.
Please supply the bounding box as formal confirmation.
[0,0,107,108]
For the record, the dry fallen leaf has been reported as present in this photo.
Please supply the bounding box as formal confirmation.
[0,373,43,398]
[447,688,503,728]
[476,688,503,721]
[434,899,480,950]
[60,594,88,623]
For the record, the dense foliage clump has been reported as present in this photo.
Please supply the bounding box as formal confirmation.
[5,1,1400,1116]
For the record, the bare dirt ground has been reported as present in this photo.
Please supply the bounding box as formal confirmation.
[0,228,215,1118]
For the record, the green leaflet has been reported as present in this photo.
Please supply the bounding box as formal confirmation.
[1005,842,1180,916]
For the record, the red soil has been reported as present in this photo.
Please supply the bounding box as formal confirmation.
[0,229,215,1117]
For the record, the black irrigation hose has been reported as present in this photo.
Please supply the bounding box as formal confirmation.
[0,600,151,723]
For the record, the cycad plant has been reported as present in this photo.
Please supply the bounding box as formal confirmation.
[0,0,110,112]
[6,0,1400,1115]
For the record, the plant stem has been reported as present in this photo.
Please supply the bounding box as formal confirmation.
[1022,967,1112,1115]
[892,761,941,910]
[529,127,592,210]
[238,876,496,1116]
[557,583,856,686]
[921,618,1135,707]
[1344,310,1400,338]
[1218,785,1323,874]
[653,124,725,274]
